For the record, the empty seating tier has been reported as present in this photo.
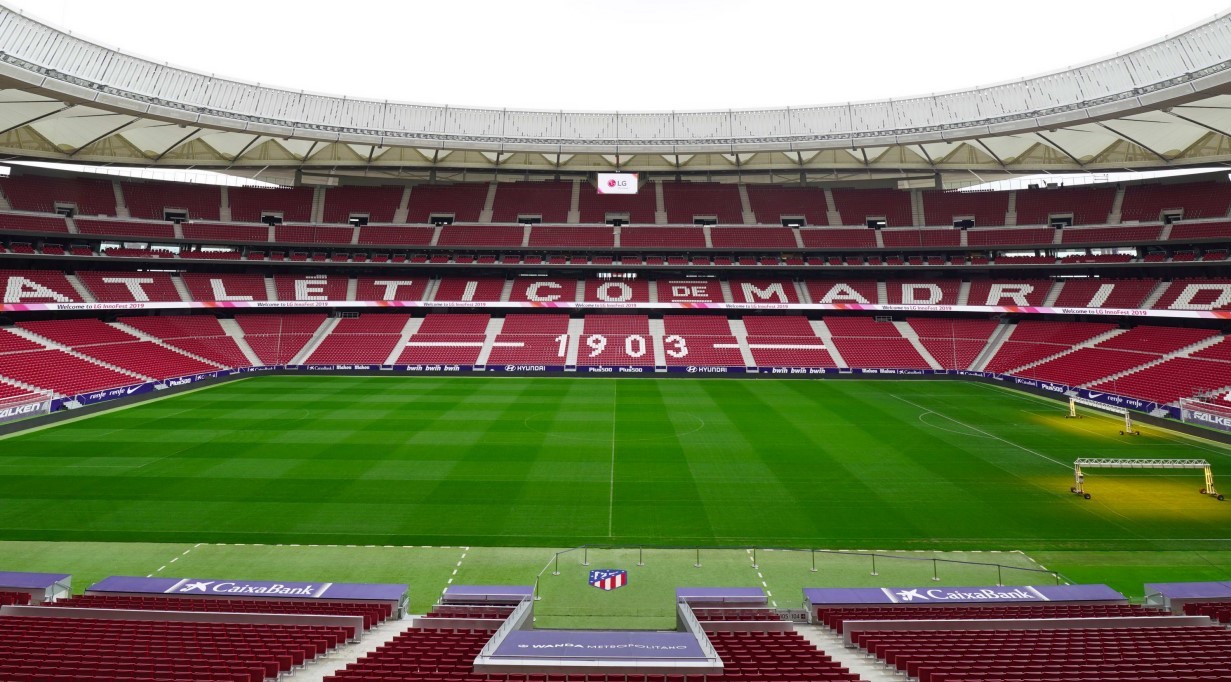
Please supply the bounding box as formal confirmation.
[710,227,797,249]
[830,188,912,227]
[800,228,877,248]
[323,186,403,223]
[0,175,116,215]
[75,218,175,240]
[855,624,1231,682]
[881,229,960,248]
[79,341,220,380]
[1121,180,1231,222]
[182,222,269,242]
[76,271,182,302]
[51,594,391,630]
[1014,185,1116,225]
[437,225,524,247]
[528,225,614,248]
[621,226,706,248]
[122,181,221,221]
[922,189,1008,227]
[745,185,828,225]
[228,186,313,223]
[0,212,69,233]
[0,614,346,682]
[1090,357,1231,404]
[491,181,572,223]
[0,349,142,395]
[816,603,1165,633]
[663,183,743,224]
[577,180,658,224]
[405,184,489,223]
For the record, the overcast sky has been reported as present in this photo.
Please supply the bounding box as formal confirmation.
[9,0,1231,111]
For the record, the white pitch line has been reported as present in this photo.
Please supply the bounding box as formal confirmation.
[714,343,827,350]
[608,380,618,538]
[890,394,1070,469]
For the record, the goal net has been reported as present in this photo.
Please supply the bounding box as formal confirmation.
[1068,396,1138,435]
[0,389,52,424]
[1179,398,1231,434]
[1071,458,1222,501]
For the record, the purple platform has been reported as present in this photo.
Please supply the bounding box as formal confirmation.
[675,587,765,604]
[0,571,71,601]
[804,584,1125,606]
[88,575,407,602]
[492,631,706,660]
[1145,581,1231,610]
[443,585,534,604]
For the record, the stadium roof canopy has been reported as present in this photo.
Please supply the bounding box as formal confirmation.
[3,5,1231,181]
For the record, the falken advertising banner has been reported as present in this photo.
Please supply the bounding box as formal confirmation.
[1180,403,1231,433]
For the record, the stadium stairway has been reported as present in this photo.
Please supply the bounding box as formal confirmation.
[726,318,759,367]
[1078,333,1228,388]
[112,322,232,370]
[217,318,265,366]
[1142,279,1172,309]
[969,321,1012,371]
[795,624,898,682]
[1003,327,1127,376]
[473,316,504,366]
[6,326,154,387]
[1042,279,1064,306]
[290,317,341,364]
[384,317,424,365]
[295,618,417,682]
[169,274,193,301]
[810,319,847,367]
[64,274,96,303]
[892,321,943,370]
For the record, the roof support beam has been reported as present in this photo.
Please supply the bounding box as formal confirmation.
[974,139,1008,169]
[67,117,139,157]
[1096,121,1168,162]
[152,127,202,162]
[0,103,74,137]
[227,135,263,163]
[1034,132,1085,167]
[1164,109,1231,138]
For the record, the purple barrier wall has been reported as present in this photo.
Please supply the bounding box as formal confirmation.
[442,585,533,604]
[492,631,707,661]
[88,575,407,603]
[804,583,1126,607]
[675,587,766,604]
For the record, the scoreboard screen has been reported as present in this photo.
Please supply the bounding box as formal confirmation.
[597,172,638,194]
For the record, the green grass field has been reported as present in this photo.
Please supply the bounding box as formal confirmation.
[2,375,1228,549]
[1,375,1230,613]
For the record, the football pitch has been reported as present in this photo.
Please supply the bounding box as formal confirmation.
[1,375,1228,552]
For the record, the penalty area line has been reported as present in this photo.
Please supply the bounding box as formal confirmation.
[890,393,1070,469]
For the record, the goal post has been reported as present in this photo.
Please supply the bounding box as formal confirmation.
[0,389,53,425]
[1068,396,1138,436]
[1179,398,1231,434]
[1071,458,1222,501]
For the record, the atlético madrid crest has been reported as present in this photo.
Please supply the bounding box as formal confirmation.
[589,569,627,590]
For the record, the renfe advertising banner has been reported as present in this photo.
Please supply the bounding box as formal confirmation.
[596,173,638,194]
